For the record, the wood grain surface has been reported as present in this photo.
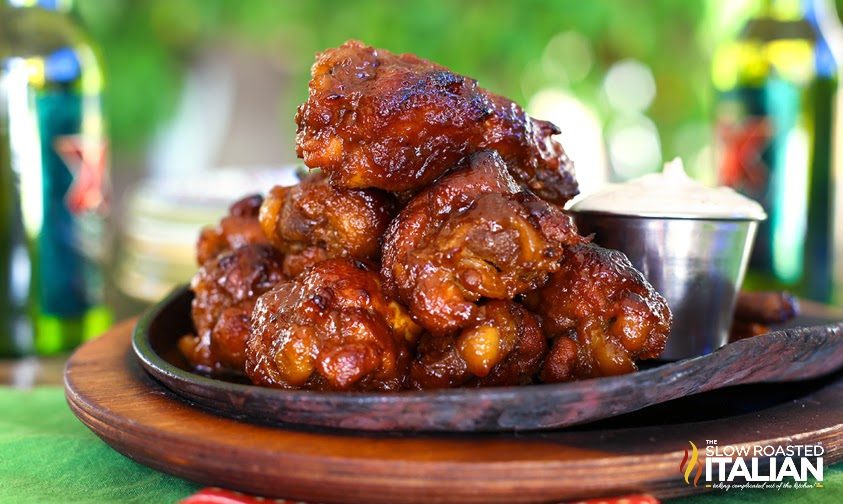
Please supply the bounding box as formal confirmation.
[65,319,843,503]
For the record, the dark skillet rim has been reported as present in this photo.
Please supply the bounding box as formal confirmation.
[131,285,843,431]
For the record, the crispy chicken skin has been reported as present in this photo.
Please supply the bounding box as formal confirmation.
[259,172,395,277]
[381,151,583,334]
[526,244,672,381]
[196,194,269,265]
[182,243,286,372]
[246,258,421,391]
[410,300,547,389]
[295,40,578,203]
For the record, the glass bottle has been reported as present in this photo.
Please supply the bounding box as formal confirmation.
[712,0,843,304]
[0,0,112,356]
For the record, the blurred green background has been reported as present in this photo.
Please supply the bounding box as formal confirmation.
[77,0,709,152]
[71,0,840,185]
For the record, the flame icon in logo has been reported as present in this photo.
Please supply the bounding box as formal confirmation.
[680,441,703,486]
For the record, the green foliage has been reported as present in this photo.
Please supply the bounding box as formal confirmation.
[71,0,840,162]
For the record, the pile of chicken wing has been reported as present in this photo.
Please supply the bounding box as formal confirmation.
[180,40,673,391]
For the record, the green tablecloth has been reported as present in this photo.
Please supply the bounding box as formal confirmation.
[0,386,840,504]
[0,387,199,503]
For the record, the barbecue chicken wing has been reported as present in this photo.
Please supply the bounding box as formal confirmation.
[295,40,578,203]
[182,243,286,372]
[729,290,799,341]
[526,244,672,381]
[196,194,269,265]
[259,172,396,277]
[381,151,583,334]
[246,258,421,391]
[410,300,546,389]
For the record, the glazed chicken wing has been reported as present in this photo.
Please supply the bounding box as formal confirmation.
[246,258,421,391]
[196,194,269,265]
[259,172,396,277]
[729,290,799,341]
[182,243,286,372]
[410,300,546,390]
[296,40,578,203]
[381,151,583,334]
[526,244,672,381]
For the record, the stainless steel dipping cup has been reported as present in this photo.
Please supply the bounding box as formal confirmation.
[572,212,761,361]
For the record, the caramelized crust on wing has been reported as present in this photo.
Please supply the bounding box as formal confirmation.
[296,40,578,203]
[182,243,286,372]
[278,245,329,279]
[259,172,396,277]
[526,244,672,381]
[246,258,421,391]
[381,151,583,334]
[483,94,578,204]
[196,194,269,265]
[410,300,546,389]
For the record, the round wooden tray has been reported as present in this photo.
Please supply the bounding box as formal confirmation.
[65,319,843,503]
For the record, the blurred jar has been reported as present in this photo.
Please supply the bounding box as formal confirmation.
[713,0,843,304]
[0,0,112,356]
[116,167,299,304]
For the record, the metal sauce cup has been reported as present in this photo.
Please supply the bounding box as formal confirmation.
[572,211,761,361]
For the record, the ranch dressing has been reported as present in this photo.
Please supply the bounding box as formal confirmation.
[571,158,766,220]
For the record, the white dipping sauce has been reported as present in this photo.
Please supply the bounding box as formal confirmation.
[570,158,766,220]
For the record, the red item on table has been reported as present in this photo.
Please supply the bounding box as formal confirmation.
[181,487,660,504]
[180,487,303,504]
[568,494,661,504]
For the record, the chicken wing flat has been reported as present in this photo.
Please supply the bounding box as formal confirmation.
[410,300,546,390]
[246,258,421,391]
[196,194,269,265]
[295,40,578,203]
[259,172,396,277]
[381,150,583,334]
[181,243,286,372]
[526,244,672,381]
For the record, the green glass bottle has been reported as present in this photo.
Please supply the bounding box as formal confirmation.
[0,0,112,356]
[713,0,843,304]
